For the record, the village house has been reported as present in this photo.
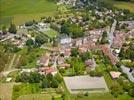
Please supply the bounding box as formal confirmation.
[58,34,72,45]
[58,63,70,69]
[78,46,88,54]
[50,55,57,64]
[57,57,65,65]
[60,47,71,58]
[85,59,96,70]
[39,67,57,75]
[100,45,118,65]
[74,38,83,46]
[36,22,50,32]
[112,31,126,48]
[50,47,60,55]
[119,21,134,30]
[64,50,71,58]
[37,53,50,66]
[110,71,121,79]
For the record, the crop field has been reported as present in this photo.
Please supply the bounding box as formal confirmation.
[0,0,57,25]
[102,0,134,12]
[0,83,14,100]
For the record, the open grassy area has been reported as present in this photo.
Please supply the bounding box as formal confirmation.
[102,0,134,12]
[17,94,52,100]
[76,93,134,100]
[44,29,58,38]
[0,0,57,25]
[17,47,46,68]
[12,83,41,100]
[12,83,62,100]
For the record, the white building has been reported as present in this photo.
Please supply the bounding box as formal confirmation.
[59,34,72,45]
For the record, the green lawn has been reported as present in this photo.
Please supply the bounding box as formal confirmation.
[17,94,52,100]
[102,0,134,12]
[0,0,57,25]
[44,29,58,38]
[12,83,63,100]
[12,83,41,100]
[76,93,134,100]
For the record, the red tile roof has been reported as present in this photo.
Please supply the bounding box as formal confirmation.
[39,67,57,74]
[100,45,118,65]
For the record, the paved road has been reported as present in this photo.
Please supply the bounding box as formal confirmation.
[0,35,14,42]
[0,69,19,77]
[52,55,59,70]
[108,19,117,47]
[121,65,134,82]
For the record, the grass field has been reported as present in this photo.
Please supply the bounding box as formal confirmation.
[44,29,58,38]
[0,0,57,25]
[17,47,46,68]
[12,83,41,100]
[12,83,62,100]
[102,0,134,12]
[17,94,52,100]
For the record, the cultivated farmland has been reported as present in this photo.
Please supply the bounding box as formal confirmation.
[0,0,57,25]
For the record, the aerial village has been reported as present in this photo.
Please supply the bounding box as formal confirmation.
[0,0,134,100]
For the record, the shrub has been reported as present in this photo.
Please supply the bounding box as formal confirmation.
[84,92,89,96]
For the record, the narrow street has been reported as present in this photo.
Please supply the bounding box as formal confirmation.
[108,19,117,47]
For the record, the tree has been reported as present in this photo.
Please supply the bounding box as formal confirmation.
[81,52,92,61]
[15,72,42,83]
[15,72,29,83]
[61,22,84,38]
[128,89,134,97]
[28,72,41,83]
[69,24,83,38]
[89,70,103,77]
[71,48,79,57]
[119,42,134,61]
[46,73,53,81]
[51,78,59,88]
[8,23,17,34]
[52,37,58,47]
[2,25,7,34]
[25,20,37,26]
[61,22,70,35]
[110,82,123,98]
[35,35,46,46]
[41,78,50,88]
[26,39,34,46]
[122,82,131,92]
[100,31,109,44]
[54,73,63,83]
[71,58,85,75]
